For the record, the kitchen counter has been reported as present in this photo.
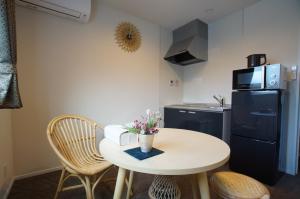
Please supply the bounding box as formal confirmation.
[164,103,231,143]
[165,103,231,113]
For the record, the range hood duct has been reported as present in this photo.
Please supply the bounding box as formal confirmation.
[164,19,208,66]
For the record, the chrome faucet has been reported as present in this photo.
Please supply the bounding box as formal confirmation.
[213,95,225,107]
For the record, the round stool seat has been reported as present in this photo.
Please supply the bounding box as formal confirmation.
[210,171,270,199]
[148,175,181,199]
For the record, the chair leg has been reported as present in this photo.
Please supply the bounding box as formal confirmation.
[85,176,93,199]
[126,171,134,199]
[91,167,113,199]
[54,168,66,199]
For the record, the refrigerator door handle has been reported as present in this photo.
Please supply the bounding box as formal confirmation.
[250,111,276,117]
[251,138,276,145]
[261,66,265,89]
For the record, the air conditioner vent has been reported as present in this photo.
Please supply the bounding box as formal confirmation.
[16,0,91,23]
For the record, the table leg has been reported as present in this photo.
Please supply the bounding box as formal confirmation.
[197,172,210,199]
[113,167,126,199]
[126,171,134,199]
[191,175,198,199]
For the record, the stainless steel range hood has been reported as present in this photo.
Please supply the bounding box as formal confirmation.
[164,19,208,66]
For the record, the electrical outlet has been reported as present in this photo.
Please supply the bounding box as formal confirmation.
[169,79,180,87]
[289,65,298,80]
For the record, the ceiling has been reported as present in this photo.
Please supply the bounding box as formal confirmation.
[102,0,260,29]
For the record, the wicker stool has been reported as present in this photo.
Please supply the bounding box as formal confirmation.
[148,175,181,199]
[210,171,270,199]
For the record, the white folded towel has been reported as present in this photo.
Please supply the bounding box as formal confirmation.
[104,125,137,146]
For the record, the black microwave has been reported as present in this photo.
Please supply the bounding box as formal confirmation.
[232,64,287,90]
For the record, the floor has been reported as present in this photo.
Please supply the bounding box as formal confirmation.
[7,166,300,199]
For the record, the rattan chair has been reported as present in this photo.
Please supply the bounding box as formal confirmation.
[210,171,270,199]
[47,114,131,199]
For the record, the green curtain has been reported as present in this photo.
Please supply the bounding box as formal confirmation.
[0,0,22,108]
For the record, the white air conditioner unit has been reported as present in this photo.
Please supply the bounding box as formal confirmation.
[16,0,91,23]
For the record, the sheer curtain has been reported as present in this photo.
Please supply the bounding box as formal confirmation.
[0,0,22,108]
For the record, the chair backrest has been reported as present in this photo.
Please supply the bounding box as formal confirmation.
[47,114,103,171]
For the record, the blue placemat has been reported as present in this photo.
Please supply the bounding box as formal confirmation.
[124,147,164,160]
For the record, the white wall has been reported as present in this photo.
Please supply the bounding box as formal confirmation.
[183,0,300,104]
[0,110,13,197]
[299,25,300,65]
[13,2,182,175]
[159,28,184,110]
[297,19,300,171]
[184,0,300,175]
[13,0,299,177]
[298,23,300,77]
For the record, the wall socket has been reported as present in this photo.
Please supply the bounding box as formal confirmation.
[289,65,298,80]
[169,79,179,87]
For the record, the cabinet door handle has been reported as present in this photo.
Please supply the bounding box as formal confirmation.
[188,111,196,114]
[179,110,186,113]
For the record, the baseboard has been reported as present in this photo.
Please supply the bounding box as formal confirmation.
[0,166,62,198]
[285,167,297,176]
[14,166,63,180]
[1,178,14,199]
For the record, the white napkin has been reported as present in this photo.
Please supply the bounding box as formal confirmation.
[104,125,137,146]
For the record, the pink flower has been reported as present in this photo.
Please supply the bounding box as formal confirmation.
[126,109,160,135]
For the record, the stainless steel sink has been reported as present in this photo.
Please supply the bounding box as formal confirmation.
[168,103,230,112]
[184,103,221,108]
[208,106,224,111]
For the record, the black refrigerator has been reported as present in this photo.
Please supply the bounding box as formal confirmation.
[229,90,282,185]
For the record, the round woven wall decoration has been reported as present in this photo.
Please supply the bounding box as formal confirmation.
[115,22,141,52]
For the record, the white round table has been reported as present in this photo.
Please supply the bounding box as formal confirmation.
[100,128,230,199]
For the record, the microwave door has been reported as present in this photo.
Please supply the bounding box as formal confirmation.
[232,67,265,90]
